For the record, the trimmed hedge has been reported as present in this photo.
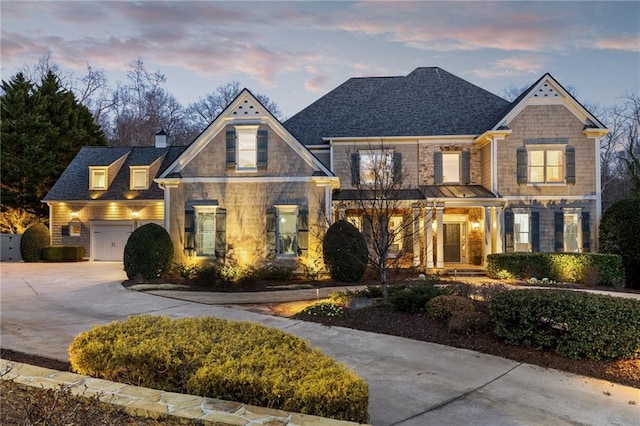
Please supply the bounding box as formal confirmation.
[123,223,174,280]
[388,282,450,313]
[600,198,640,288]
[42,245,85,262]
[486,252,624,287]
[490,289,640,361]
[68,316,368,423]
[20,222,50,262]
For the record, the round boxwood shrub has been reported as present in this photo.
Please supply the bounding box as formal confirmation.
[20,222,50,262]
[599,198,640,288]
[123,223,174,280]
[322,220,368,283]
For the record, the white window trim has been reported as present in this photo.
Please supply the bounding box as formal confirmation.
[234,124,260,172]
[512,209,531,253]
[130,167,150,190]
[527,146,565,185]
[359,149,394,186]
[89,167,108,190]
[442,152,461,184]
[193,205,218,257]
[275,205,298,257]
[563,208,582,253]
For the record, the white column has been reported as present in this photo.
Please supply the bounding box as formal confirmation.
[325,186,333,224]
[161,184,171,231]
[484,206,492,262]
[425,208,434,269]
[495,206,504,253]
[594,136,602,251]
[436,205,444,269]
[412,208,421,267]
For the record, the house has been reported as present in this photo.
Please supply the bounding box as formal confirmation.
[44,68,608,269]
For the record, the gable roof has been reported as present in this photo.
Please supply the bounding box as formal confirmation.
[160,88,334,178]
[490,73,607,131]
[43,146,186,202]
[284,67,512,146]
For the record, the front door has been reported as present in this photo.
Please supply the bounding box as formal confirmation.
[443,223,461,262]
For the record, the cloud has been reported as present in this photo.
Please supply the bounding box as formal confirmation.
[304,75,330,93]
[594,34,640,52]
[472,55,548,79]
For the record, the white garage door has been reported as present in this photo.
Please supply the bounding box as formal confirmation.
[92,224,133,261]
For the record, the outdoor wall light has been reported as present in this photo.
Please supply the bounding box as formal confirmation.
[70,211,79,220]
[131,210,140,219]
[472,221,480,230]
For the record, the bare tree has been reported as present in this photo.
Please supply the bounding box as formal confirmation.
[341,143,425,299]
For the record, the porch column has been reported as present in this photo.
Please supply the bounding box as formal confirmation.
[436,204,444,269]
[412,207,421,267]
[425,208,434,269]
[495,206,504,253]
[484,206,492,262]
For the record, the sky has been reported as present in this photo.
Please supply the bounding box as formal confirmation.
[2,1,639,119]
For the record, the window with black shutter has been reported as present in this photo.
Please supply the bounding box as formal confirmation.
[554,212,564,252]
[581,212,590,252]
[531,212,540,252]
[565,145,576,184]
[434,151,443,184]
[257,130,268,169]
[226,129,236,169]
[504,211,514,252]
[517,146,527,184]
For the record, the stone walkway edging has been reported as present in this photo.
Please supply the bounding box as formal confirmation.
[1,359,366,426]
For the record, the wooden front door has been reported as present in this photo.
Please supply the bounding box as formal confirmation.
[443,223,461,262]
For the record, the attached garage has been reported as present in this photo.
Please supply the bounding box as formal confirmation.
[90,222,134,261]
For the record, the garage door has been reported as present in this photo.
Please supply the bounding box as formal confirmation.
[92,224,133,261]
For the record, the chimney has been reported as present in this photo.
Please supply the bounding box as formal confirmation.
[155,128,167,148]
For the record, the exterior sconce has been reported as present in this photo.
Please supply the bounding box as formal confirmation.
[471,221,480,230]
[132,210,140,219]
[70,211,79,220]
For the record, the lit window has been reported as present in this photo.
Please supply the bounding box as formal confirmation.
[388,215,404,255]
[360,150,394,185]
[277,207,298,256]
[194,206,217,256]
[564,212,580,253]
[90,168,107,190]
[442,153,460,183]
[131,168,148,190]
[235,125,259,171]
[529,149,563,183]
[514,213,529,252]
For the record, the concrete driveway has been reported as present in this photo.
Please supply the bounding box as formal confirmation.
[1,262,638,425]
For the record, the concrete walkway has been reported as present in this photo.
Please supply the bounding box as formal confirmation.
[1,262,639,425]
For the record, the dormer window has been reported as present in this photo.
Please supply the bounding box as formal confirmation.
[90,168,107,190]
[130,167,149,190]
[226,125,268,172]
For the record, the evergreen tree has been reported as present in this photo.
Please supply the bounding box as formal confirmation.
[1,71,106,217]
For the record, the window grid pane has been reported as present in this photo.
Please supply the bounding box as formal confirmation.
[360,151,393,185]
[197,212,216,256]
[564,213,579,253]
[237,130,257,169]
[442,153,460,183]
[514,213,529,252]
[92,170,106,189]
[278,212,297,255]
[132,170,147,189]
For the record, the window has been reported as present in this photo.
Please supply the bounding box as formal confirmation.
[388,215,404,254]
[130,168,148,190]
[359,150,394,185]
[442,153,460,183]
[564,212,580,253]
[194,206,217,256]
[528,149,564,183]
[90,168,107,190]
[278,209,298,256]
[234,125,260,171]
[514,213,529,252]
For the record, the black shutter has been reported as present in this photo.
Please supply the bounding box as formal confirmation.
[266,208,276,258]
[565,145,576,184]
[215,208,226,259]
[554,212,564,252]
[461,150,471,184]
[226,129,236,169]
[257,130,268,169]
[434,151,443,184]
[393,152,402,184]
[297,210,308,257]
[581,212,591,252]
[184,209,195,252]
[531,212,540,252]
[351,153,360,186]
[517,146,527,184]
[504,211,514,252]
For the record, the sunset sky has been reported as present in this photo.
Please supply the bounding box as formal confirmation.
[2,1,639,118]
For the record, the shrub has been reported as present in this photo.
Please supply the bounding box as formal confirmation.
[253,263,295,281]
[388,282,450,313]
[426,295,475,320]
[486,252,624,287]
[600,198,640,289]
[20,222,50,262]
[68,316,368,422]
[123,223,174,280]
[300,300,345,317]
[192,264,225,287]
[42,245,85,262]
[490,289,640,361]
[322,220,368,283]
[447,311,490,333]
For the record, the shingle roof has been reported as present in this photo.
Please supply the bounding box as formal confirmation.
[333,189,426,201]
[419,185,496,199]
[284,67,511,146]
[43,146,186,201]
